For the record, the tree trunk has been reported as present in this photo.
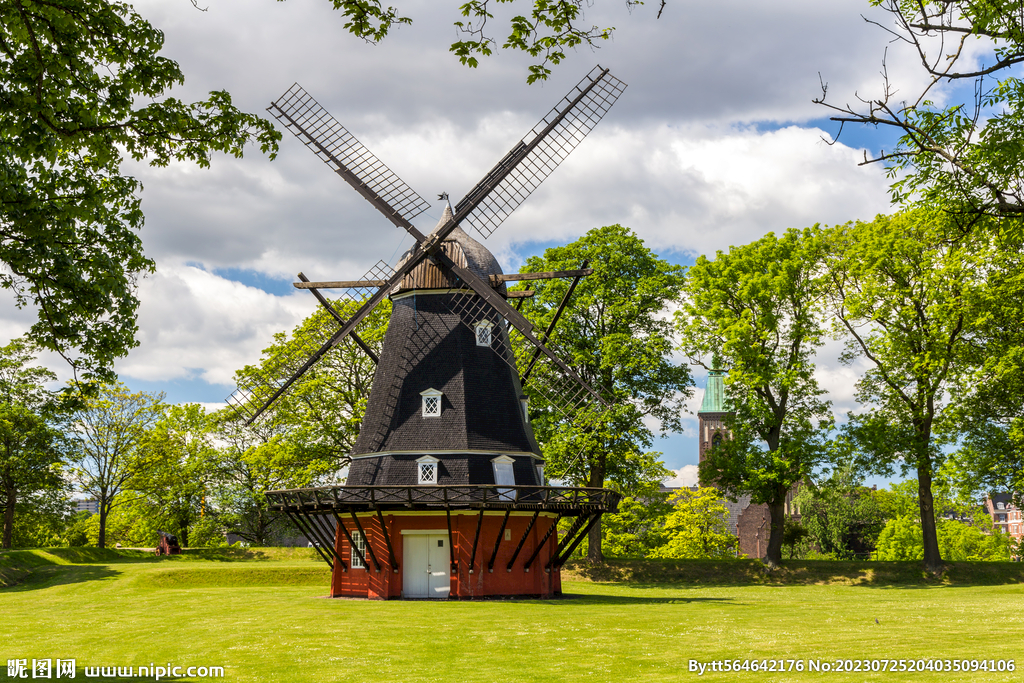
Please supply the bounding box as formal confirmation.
[917,465,943,572]
[586,454,606,563]
[764,498,786,568]
[2,487,15,549]
[98,501,107,549]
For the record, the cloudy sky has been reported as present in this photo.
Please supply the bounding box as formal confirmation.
[5,0,930,484]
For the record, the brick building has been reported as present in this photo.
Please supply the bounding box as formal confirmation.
[985,493,1022,545]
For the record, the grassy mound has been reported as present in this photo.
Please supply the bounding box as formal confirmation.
[562,557,1024,586]
[133,565,331,589]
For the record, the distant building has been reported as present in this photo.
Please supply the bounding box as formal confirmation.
[985,493,1022,544]
[695,370,798,559]
[73,499,99,515]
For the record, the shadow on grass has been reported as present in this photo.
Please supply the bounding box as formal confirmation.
[554,593,735,605]
[1,564,122,592]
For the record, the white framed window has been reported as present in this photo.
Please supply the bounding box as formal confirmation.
[420,388,443,417]
[520,397,529,421]
[535,463,545,485]
[417,455,439,485]
[475,320,494,346]
[350,530,366,569]
[492,455,516,500]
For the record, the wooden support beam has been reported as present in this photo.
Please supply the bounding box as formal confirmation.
[506,290,535,299]
[285,510,335,571]
[523,514,562,572]
[375,508,399,573]
[489,268,593,286]
[296,273,379,365]
[468,509,485,574]
[332,511,369,572]
[506,510,539,572]
[487,509,512,573]
[293,280,388,289]
[349,509,382,573]
[445,507,457,571]
[549,513,602,571]
[523,260,589,382]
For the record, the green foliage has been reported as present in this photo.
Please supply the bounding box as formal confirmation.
[0,339,66,548]
[67,382,165,548]
[819,1,1024,229]
[648,487,739,559]
[795,470,886,560]
[517,225,689,559]
[0,1,280,382]
[600,483,674,558]
[677,227,831,566]
[824,210,995,568]
[876,516,1011,562]
[131,404,218,548]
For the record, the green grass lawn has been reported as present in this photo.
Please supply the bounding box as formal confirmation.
[2,549,1022,682]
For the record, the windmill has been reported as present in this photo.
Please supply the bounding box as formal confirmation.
[230,66,626,599]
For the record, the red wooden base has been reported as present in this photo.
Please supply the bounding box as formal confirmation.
[329,511,563,599]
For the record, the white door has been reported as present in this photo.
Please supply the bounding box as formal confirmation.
[426,535,450,598]
[403,534,450,598]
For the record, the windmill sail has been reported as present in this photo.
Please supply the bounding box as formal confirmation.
[268,84,431,232]
[455,66,627,238]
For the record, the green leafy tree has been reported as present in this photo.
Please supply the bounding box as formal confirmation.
[132,404,218,548]
[649,487,738,560]
[816,0,1024,228]
[600,482,674,558]
[823,210,990,571]
[67,383,165,548]
[876,515,1010,561]
[0,1,280,383]
[677,228,832,568]
[231,297,389,471]
[518,224,691,562]
[795,469,886,560]
[0,339,66,548]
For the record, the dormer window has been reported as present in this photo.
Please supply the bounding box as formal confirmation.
[492,455,515,500]
[420,388,442,417]
[475,320,494,347]
[417,455,439,485]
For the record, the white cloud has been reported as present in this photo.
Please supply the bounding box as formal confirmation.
[115,264,314,386]
[664,464,699,488]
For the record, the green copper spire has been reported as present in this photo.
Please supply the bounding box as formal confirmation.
[699,369,726,413]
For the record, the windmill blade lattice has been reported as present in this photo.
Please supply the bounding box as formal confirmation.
[442,285,602,428]
[269,84,431,227]
[226,261,394,421]
[455,66,627,239]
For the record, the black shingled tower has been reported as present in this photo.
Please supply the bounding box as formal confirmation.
[348,210,544,487]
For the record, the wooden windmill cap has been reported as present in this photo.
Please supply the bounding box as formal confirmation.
[393,205,507,295]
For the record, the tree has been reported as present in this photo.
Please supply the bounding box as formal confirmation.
[67,383,164,548]
[677,228,832,568]
[518,224,692,562]
[794,468,886,560]
[132,404,217,548]
[816,0,1024,227]
[648,487,738,560]
[600,482,674,558]
[875,515,1010,561]
[823,210,990,571]
[1,1,280,383]
[0,339,66,548]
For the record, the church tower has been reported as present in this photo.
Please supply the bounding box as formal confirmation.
[697,369,731,464]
